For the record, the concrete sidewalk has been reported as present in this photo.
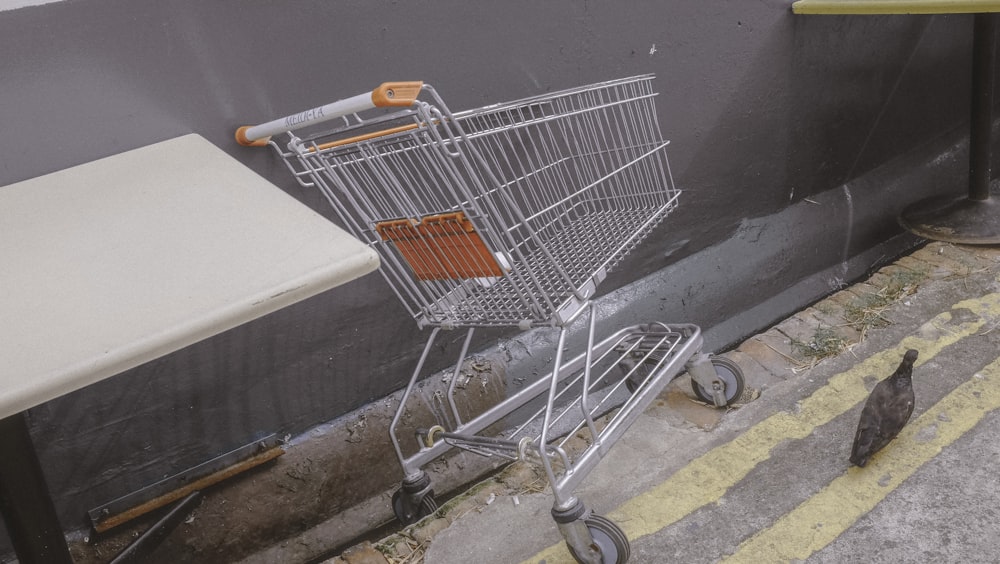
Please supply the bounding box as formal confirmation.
[328,241,1000,564]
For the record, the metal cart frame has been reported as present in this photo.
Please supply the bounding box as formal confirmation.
[237,75,743,564]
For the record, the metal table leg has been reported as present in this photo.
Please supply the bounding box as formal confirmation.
[900,13,1000,244]
[0,412,73,564]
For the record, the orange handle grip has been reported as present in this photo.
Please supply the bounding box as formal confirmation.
[235,126,270,147]
[371,81,424,107]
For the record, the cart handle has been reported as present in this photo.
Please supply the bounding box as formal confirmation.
[235,81,424,147]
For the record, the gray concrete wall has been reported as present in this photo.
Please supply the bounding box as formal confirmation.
[0,0,985,549]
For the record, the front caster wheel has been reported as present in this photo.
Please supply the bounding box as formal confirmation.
[567,514,630,564]
[391,488,437,525]
[691,356,745,406]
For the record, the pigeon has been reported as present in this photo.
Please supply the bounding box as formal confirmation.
[849,349,918,468]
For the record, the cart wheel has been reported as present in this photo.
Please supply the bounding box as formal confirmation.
[690,356,745,407]
[567,514,630,564]
[391,489,438,525]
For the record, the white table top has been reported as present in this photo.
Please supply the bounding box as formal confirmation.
[0,134,379,419]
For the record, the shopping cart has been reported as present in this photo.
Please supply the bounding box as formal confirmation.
[237,75,744,564]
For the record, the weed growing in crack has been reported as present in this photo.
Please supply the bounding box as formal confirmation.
[791,325,850,369]
[844,268,927,340]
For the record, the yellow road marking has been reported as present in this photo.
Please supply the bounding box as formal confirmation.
[524,292,1000,563]
[723,356,1000,563]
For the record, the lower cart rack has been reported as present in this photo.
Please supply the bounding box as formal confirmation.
[388,310,743,564]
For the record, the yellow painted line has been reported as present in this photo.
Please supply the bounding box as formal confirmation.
[723,356,1000,562]
[523,292,1000,564]
[792,0,1000,15]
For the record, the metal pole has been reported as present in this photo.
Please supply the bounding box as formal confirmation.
[0,412,73,564]
[899,12,1000,244]
[970,13,997,201]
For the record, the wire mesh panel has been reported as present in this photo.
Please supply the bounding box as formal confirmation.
[280,75,678,329]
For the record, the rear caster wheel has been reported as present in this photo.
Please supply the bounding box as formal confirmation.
[567,514,630,564]
[391,488,437,525]
[691,356,744,406]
